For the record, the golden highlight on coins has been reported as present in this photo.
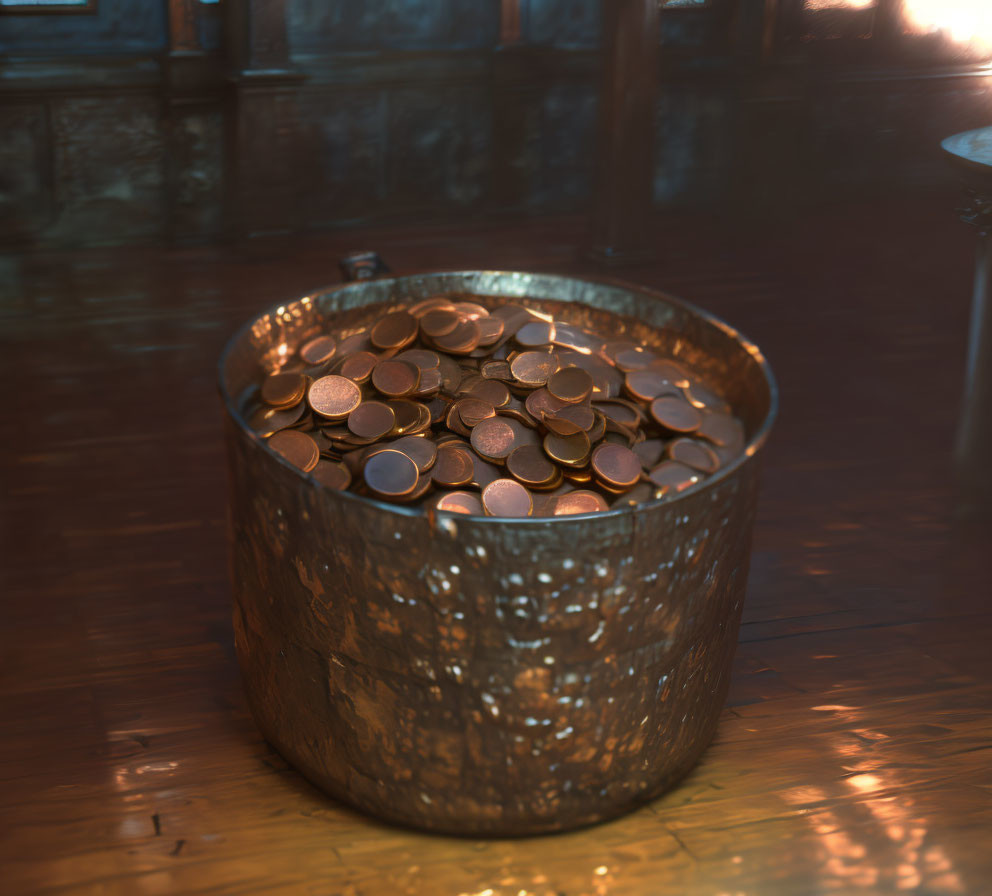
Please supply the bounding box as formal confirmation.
[243,296,747,516]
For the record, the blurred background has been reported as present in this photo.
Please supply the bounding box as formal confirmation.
[1,0,990,249]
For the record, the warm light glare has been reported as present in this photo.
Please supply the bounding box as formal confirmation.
[804,0,874,9]
[902,0,992,47]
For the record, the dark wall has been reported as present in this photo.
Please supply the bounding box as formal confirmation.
[0,0,166,54]
[1,0,990,249]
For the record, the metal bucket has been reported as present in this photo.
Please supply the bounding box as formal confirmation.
[218,271,777,835]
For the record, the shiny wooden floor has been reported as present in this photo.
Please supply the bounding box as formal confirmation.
[2,197,991,895]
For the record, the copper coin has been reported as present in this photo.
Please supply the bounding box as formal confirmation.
[587,410,607,444]
[371,359,420,398]
[542,412,584,437]
[411,366,443,396]
[683,379,727,411]
[504,417,541,450]
[667,437,720,473]
[510,351,558,387]
[393,470,434,503]
[338,351,378,383]
[543,430,591,467]
[450,300,488,319]
[363,449,419,497]
[249,400,306,436]
[470,417,517,461]
[396,348,441,370]
[553,490,609,515]
[311,459,352,490]
[648,460,701,493]
[633,438,665,469]
[547,366,594,404]
[390,435,438,473]
[544,403,595,436]
[481,359,512,380]
[455,398,496,428]
[614,347,656,372]
[371,310,418,350]
[432,318,481,354]
[554,323,602,353]
[602,340,637,363]
[506,444,556,487]
[611,482,655,508]
[625,369,681,402]
[515,319,556,347]
[594,400,642,428]
[697,410,745,450]
[481,479,533,517]
[464,378,511,408]
[446,402,472,438]
[261,371,307,408]
[335,332,371,357]
[591,443,641,489]
[299,334,337,366]
[525,387,567,420]
[309,375,362,420]
[408,297,454,318]
[268,429,319,472]
[347,401,396,440]
[650,396,702,433]
[385,398,423,434]
[432,445,475,488]
[434,490,484,515]
[420,308,460,339]
[649,359,691,388]
[477,316,505,346]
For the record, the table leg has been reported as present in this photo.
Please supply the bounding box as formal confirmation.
[956,232,992,514]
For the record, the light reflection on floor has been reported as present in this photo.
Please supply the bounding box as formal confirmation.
[782,705,965,893]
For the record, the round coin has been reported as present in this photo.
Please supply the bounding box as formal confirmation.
[371,310,418,350]
[261,372,307,408]
[470,416,517,461]
[481,479,533,517]
[648,460,701,493]
[553,489,610,515]
[310,459,352,490]
[591,443,642,489]
[363,449,419,497]
[248,400,306,436]
[543,429,591,467]
[506,444,556,487]
[371,359,420,398]
[338,351,378,383]
[649,395,702,433]
[434,490,484,515]
[420,309,460,339]
[347,400,396,441]
[625,369,681,402]
[697,410,745,450]
[432,318,481,354]
[667,437,720,473]
[432,445,474,488]
[267,429,319,472]
[299,334,337,366]
[389,435,438,473]
[515,319,556,347]
[510,351,559,387]
[308,375,362,420]
[455,397,496,428]
[547,366,594,404]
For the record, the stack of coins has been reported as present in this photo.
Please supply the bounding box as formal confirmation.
[244,297,747,517]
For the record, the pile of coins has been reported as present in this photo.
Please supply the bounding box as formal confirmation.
[244,297,746,517]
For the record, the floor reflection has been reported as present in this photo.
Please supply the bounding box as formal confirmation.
[782,705,965,893]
